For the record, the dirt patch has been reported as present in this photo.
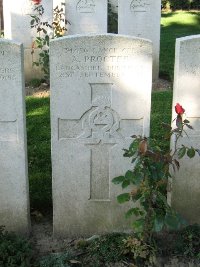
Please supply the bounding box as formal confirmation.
[25,79,172,97]
[26,83,50,97]
[152,78,172,91]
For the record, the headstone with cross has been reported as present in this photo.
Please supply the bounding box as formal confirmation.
[118,0,161,81]
[169,35,200,224]
[50,34,152,237]
[0,39,30,235]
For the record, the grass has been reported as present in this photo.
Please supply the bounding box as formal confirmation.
[160,11,200,80]
[26,97,52,211]
[150,91,173,151]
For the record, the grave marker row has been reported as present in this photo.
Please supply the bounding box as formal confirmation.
[3,0,161,80]
[1,33,200,236]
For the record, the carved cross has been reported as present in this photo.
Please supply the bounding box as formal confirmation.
[59,83,142,201]
[76,0,96,13]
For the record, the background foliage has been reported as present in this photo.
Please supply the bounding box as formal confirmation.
[162,0,200,10]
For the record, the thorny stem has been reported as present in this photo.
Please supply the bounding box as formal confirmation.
[171,123,184,158]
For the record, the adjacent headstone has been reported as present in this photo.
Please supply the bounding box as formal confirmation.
[169,35,200,224]
[118,0,161,80]
[3,0,53,80]
[50,34,152,237]
[65,0,107,34]
[0,39,30,235]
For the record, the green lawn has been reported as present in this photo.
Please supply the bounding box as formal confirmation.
[160,11,200,80]
[26,97,52,210]
[26,91,173,210]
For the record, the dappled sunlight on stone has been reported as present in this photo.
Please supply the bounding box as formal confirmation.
[170,34,200,224]
[118,0,161,80]
[50,34,152,237]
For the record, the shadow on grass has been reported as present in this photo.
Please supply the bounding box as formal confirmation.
[26,97,52,211]
[160,11,200,81]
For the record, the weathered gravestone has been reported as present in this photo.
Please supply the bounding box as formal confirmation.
[65,0,107,34]
[118,0,161,80]
[169,35,200,224]
[0,39,30,235]
[3,0,53,80]
[50,34,152,237]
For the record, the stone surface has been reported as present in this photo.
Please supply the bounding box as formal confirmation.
[65,0,107,34]
[169,35,200,224]
[50,34,152,237]
[118,0,161,80]
[0,39,30,235]
[3,0,53,80]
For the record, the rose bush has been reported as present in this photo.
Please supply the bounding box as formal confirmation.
[30,1,69,82]
[112,104,199,245]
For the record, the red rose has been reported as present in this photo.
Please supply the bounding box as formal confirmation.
[32,0,42,5]
[175,103,185,115]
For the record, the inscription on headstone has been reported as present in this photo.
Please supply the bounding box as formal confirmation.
[130,0,150,12]
[169,35,200,224]
[0,39,30,235]
[50,34,152,237]
[76,0,96,13]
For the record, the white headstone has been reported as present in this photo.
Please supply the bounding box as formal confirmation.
[50,34,152,237]
[0,39,30,235]
[65,0,107,34]
[118,0,161,81]
[3,0,53,80]
[169,35,200,224]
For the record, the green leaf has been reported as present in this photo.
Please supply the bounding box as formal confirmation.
[129,139,139,152]
[132,218,145,233]
[178,146,186,159]
[187,147,195,158]
[185,124,193,130]
[122,179,130,189]
[125,207,144,218]
[153,216,164,232]
[112,176,125,185]
[31,19,35,26]
[43,29,47,34]
[183,119,190,123]
[117,193,130,204]
[131,157,137,163]
[165,213,180,230]
[133,172,143,185]
[125,170,134,181]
